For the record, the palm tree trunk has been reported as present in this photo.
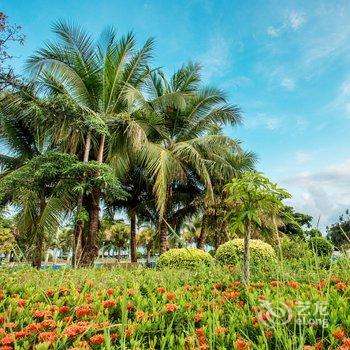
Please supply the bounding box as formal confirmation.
[146,247,151,264]
[117,247,121,261]
[73,129,92,267]
[129,209,137,263]
[159,215,169,254]
[80,134,105,266]
[197,215,207,250]
[33,234,43,269]
[243,223,251,284]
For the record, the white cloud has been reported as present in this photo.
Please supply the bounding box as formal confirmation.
[281,159,350,229]
[281,78,295,91]
[200,34,231,80]
[327,77,350,119]
[295,151,312,164]
[289,11,306,30]
[267,26,279,37]
[246,113,283,130]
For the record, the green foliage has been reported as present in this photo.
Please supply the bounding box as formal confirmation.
[157,248,214,269]
[309,236,333,257]
[326,209,350,249]
[277,236,313,260]
[279,206,313,239]
[215,239,276,265]
[225,172,291,234]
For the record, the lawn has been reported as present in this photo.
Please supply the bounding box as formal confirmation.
[0,261,349,350]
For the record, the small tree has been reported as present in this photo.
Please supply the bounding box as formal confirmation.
[225,172,290,283]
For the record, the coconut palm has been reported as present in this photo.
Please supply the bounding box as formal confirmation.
[136,65,243,253]
[27,21,155,265]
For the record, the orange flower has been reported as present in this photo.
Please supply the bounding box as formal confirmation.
[75,306,90,317]
[127,302,134,310]
[106,288,114,295]
[332,328,346,340]
[24,323,43,334]
[0,291,4,300]
[90,334,104,344]
[0,335,14,346]
[183,284,192,291]
[157,287,167,294]
[166,293,176,300]
[136,311,146,321]
[237,300,245,308]
[58,305,70,314]
[336,282,347,292]
[33,310,52,319]
[64,324,88,338]
[0,316,4,324]
[194,312,203,322]
[235,338,251,350]
[127,288,136,296]
[41,319,56,328]
[288,281,299,289]
[215,326,226,336]
[46,289,55,297]
[265,330,273,339]
[165,303,177,313]
[15,331,28,339]
[195,328,205,337]
[17,299,26,307]
[102,299,116,309]
[125,328,134,337]
[38,331,56,343]
[270,281,282,287]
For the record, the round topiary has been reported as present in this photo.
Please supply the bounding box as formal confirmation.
[215,239,276,266]
[157,248,214,269]
[309,236,333,256]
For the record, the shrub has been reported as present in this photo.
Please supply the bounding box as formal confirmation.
[157,248,214,269]
[215,239,276,266]
[309,236,333,256]
[277,236,313,260]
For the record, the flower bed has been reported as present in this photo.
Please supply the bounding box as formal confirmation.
[0,266,349,349]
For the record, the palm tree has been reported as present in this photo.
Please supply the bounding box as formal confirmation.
[136,64,243,253]
[27,22,154,265]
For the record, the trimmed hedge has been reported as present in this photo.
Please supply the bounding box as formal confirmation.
[157,248,214,269]
[215,239,276,265]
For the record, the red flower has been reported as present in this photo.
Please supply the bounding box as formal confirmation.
[195,328,205,337]
[41,319,56,328]
[15,331,28,339]
[157,287,167,294]
[237,300,245,308]
[38,331,56,343]
[33,310,52,319]
[106,288,114,295]
[288,281,299,289]
[75,306,90,317]
[58,306,70,314]
[165,303,177,313]
[270,281,282,287]
[166,293,176,300]
[332,328,346,340]
[102,299,116,309]
[127,302,134,310]
[343,338,350,347]
[0,291,4,300]
[90,334,104,344]
[265,330,273,339]
[194,312,203,322]
[0,316,4,324]
[24,323,43,334]
[125,328,134,337]
[64,324,88,338]
[17,299,26,307]
[336,282,347,292]
[0,335,14,346]
[235,338,251,350]
[46,289,55,297]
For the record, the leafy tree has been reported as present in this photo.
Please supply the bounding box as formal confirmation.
[137,226,158,263]
[28,22,155,265]
[327,209,350,249]
[225,172,290,283]
[0,12,25,91]
[279,206,313,239]
[138,64,243,253]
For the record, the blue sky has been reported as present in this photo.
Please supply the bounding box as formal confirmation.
[3,0,350,229]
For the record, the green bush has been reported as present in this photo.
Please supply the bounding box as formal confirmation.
[157,248,214,269]
[309,236,333,256]
[215,239,276,266]
[277,236,313,260]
